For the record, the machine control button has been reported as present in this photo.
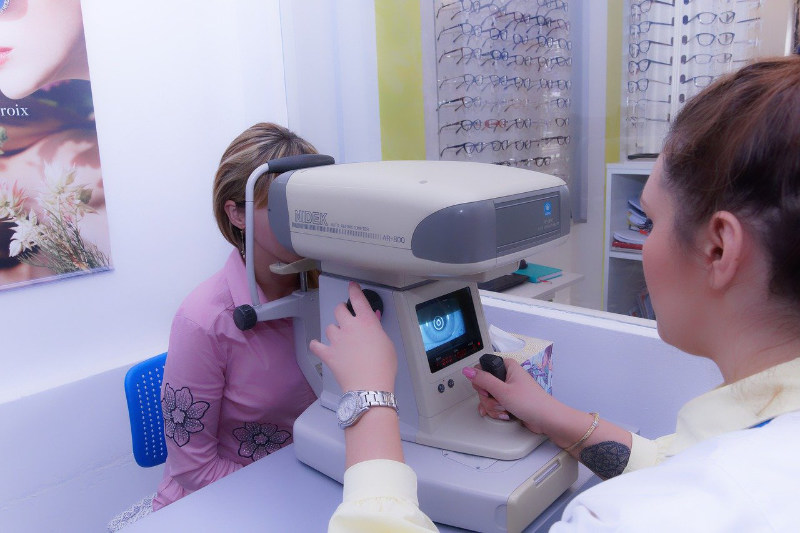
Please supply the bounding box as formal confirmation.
[437,384,445,393]
[345,289,384,320]
[447,379,455,388]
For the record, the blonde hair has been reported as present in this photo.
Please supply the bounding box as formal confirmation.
[212,122,320,287]
[213,122,317,249]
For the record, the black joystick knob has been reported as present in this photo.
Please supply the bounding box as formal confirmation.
[346,288,384,319]
[479,353,507,382]
[233,304,258,331]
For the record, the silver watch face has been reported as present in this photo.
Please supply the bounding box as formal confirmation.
[337,392,360,424]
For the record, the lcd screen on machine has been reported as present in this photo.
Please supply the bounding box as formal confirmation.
[416,287,483,373]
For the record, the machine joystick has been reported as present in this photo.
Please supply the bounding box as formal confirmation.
[479,353,512,422]
[345,289,384,319]
[479,353,507,382]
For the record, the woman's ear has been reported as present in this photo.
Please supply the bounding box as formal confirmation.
[224,200,245,230]
[702,211,745,290]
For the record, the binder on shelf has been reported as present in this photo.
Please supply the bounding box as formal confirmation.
[516,263,563,283]
[611,239,643,252]
[613,228,647,246]
[626,196,651,232]
[612,195,649,253]
[627,196,645,217]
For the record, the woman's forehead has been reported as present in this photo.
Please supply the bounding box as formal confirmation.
[640,157,665,209]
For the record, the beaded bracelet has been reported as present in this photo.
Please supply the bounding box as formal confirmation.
[565,412,600,453]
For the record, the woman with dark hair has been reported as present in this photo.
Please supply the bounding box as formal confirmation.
[315,56,800,531]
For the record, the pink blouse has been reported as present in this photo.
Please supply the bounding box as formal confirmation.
[153,250,317,510]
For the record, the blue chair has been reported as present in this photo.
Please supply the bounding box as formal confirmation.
[124,352,168,467]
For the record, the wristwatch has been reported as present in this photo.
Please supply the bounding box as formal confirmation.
[337,390,398,429]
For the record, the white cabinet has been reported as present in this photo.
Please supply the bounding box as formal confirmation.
[603,162,654,316]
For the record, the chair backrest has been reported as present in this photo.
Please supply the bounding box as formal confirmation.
[124,352,168,467]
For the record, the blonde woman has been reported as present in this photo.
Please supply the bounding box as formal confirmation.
[153,123,320,509]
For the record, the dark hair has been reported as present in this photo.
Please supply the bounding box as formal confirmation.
[661,56,800,307]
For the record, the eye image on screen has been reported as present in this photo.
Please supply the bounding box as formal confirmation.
[416,287,483,373]
[419,303,466,352]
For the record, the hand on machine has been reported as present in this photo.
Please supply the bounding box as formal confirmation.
[467,356,559,437]
[310,283,394,395]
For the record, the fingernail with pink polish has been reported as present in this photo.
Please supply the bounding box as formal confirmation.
[462,367,476,379]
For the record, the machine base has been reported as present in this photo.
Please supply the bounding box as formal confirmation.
[294,401,578,533]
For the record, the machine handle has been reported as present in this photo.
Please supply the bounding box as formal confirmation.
[479,353,507,382]
[265,154,335,175]
[233,304,258,331]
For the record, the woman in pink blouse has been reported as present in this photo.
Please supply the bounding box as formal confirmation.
[152,122,320,510]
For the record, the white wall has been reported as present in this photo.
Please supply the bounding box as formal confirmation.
[280,0,382,163]
[0,1,285,403]
[0,1,288,529]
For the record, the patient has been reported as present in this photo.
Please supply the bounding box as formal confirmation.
[152,123,321,510]
[312,56,800,531]
[108,123,323,531]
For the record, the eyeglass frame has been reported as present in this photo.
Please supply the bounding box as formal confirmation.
[681,32,735,46]
[629,38,674,57]
[628,77,672,92]
[438,119,483,134]
[681,52,733,65]
[630,19,675,36]
[682,10,735,25]
[680,74,716,88]
[628,58,672,74]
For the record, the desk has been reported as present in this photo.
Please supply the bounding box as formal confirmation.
[128,445,598,532]
[483,272,585,303]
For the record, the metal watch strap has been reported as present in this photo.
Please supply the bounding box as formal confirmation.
[337,390,398,429]
[358,390,397,409]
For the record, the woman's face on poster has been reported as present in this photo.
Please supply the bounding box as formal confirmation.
[0,0,88,99]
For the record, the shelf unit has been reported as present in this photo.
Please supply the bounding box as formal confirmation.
[603,161,654,316]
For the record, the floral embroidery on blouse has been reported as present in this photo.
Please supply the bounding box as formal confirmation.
[162,383,210,447]
[233,422,291,461]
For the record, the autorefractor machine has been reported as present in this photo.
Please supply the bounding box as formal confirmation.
[233,155,578,533]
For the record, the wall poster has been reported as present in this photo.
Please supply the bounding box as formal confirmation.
[0,0,112,291]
